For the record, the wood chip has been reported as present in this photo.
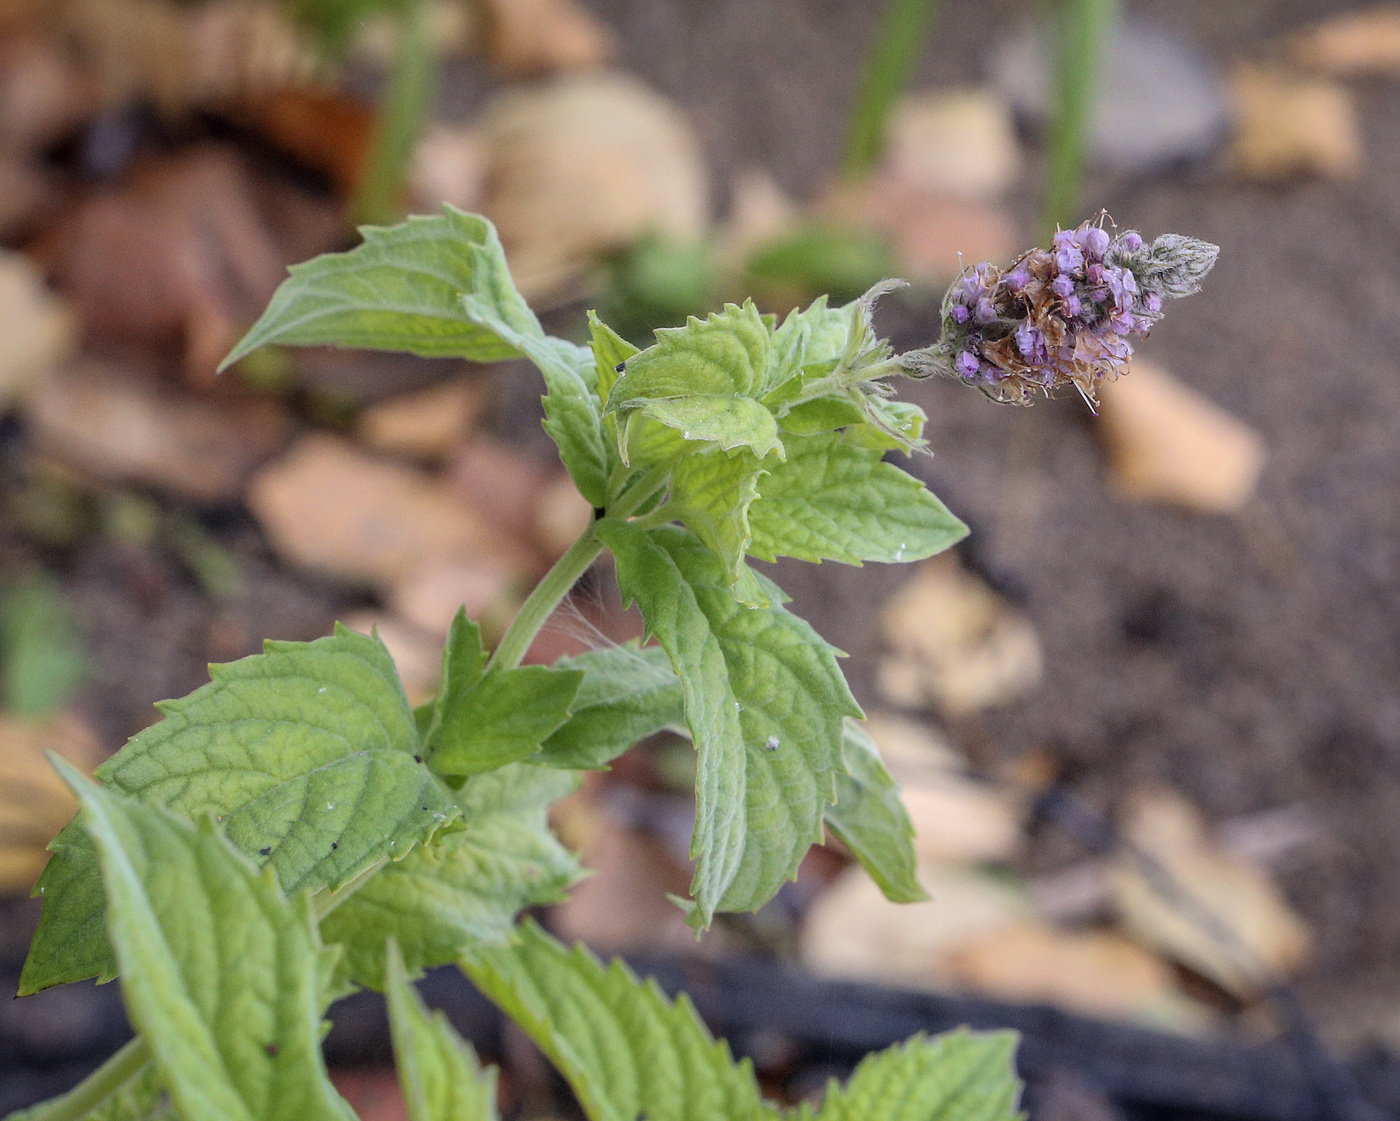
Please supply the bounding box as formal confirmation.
[533,473,594,560]
[357,379,486,461]
[1098,360,1266,513]
[885,89,1021,200]
[388,559,519,638]
[1228,62,1363,180]
[0,250,75,411]
[478,0,616,78]
[1289,7,1400,77]
[26,359,290,503]
[1109,787,1312,997]
[878,555,1042,717]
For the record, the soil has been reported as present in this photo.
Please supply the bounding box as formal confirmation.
[7,0,1399,1060]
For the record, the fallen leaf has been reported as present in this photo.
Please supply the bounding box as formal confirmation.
[477,71,708,300]
[26,359,290,502]
[878,555,1042,717]
[1098,360,1266,513]
[248,433,532,592]
[447,437,548,543]
[1289,7,1400,77]
[819,176,1016,285]
[801,860,1032,988]
[1109,787,1312,997]
[478,0,616,78]
[340,610,442,706]
[0,34,95,153]
[1228,62,1362,180]
[944,921,1217,1033]
[0,713,105,893]
[885,88,1021,200]
[533,473,594,560]
[49,145,290,381]
[357,379,486,461]
[388,559,520,638]
[249,86,376,200]
[410,122,488,213]
[0,250,75,411]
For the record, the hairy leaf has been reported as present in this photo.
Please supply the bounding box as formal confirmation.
[5,1049,168,1121]
[748,433,966,565]
[608,302,772,406]
[588,311,638,404]
[668,449,766,588]
[825,721,926,904]
[58,761,350,1121]
[428,666,582,777]
[222,208,535,368]
[635,397,782,461]
[321,763,579,989]
[596,522,860,923]
[533,643,683,770]
[386,941,498,1121]
[22,626,457,994]
[804,1030,1021,1121]
[462,922,764,1121]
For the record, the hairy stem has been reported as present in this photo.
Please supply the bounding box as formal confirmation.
[351,0,437,226]
[1041,0,1118,239]
[12,1037,149,1121]
[841,0,944,176]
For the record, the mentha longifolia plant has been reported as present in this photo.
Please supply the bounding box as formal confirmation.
[10,209,1215,1121]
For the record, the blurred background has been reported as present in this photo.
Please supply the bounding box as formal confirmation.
[2,0,1399,1117]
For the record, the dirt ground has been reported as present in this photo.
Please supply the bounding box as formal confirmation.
[15,0,1400,1053]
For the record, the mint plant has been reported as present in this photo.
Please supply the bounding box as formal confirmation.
[10,207,1215,1121]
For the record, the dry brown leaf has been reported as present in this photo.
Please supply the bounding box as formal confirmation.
[714,168,801,273]
[533,473,593,560]
[388,559,520,638]
[1289,7,1400,77]
[1228,62,1362,180]
[819,176,1016,285]
[0,713,105,893]
[447,437,547,543]
[1109,787,1312,997]
[802,860,1032,988]
[0,250,75,411]
[1098,360,1266,513]
[357,379,486,461]
[248,433,532,592]
[885,89,1021,200]
[944,921,1217,1033]
[478,0,616,78]
[410,123,488,214]
[250,87,376,200]
[339,610,441,706]
[477,71,708,300]
[50,146,289,381]
[878,554,1042,717]
[26,359,290,502]
[0,34,95,154]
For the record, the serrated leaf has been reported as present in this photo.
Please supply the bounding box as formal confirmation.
[608,302,772,407]
[777,395,866,436]
[804,1030,1022,1121]
[462,921,765,1121]
[386,941,498,1121]
[848,399,927,451]
[222,208,535,369]
[320,763,579,989]
[824,721,926,904]
[669,449,766,588]
[596,522,860,923]
[428,667,582,777]
[747,433,967,566]
[22,626,457,994]
[588,312,639,404]
[57,760,350,1121]
[5,1047,168,1121]
[459,287,611,506]
[533,643,683,770]
[634,396,783,461]
[766,296,854,392]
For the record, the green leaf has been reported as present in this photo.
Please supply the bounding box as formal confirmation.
[637,396,783,460]
[4,1046,168,1121]
[668,449,766,588]
[766,295,855,393]
[805,1030,1022,1121]
[824,721,926,904]
[588,311,639,404]
[423,611,489,745]
[533,643,684,770]
[427,666,583,777]
[386,941,499,1121]
[1,573,86,716]
[57,760,351,1121]
[596,522,861,923]
[747,432,967,566]
[221,208,535,369]
[462,921,765,1121]
[608,301,772,407]
[22,625,458,994]
[320,763,580,989]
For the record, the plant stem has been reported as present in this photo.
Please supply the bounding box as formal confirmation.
[841,0,944,177]
[351,0,437,226]
[15,1037,149,1121]
[1040,0,1118,240]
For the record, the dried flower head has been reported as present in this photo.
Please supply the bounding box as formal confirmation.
[900,217,1219,407]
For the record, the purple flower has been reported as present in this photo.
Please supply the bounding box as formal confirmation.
[951,304,970,324]
[955,349,981,379]
[1052,230,1085,273]
[1118,231,1144,253]
[1004,266,1032,292]
[974,297,998,325]
[1079,226,1110,259]
[1050,275,1074,300]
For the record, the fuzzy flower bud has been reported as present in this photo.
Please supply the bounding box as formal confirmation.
[899,218,1218,407]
